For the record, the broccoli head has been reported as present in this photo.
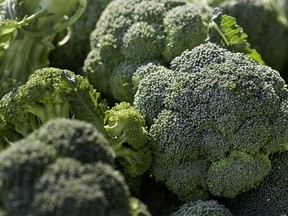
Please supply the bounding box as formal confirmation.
[27,118,115,165]
[0,118,131,216]
[83,0,212,102]
[31,158,130,216]
[218,0,288,73]
[0,67,107,138]
[225,151,288,216]
[134,42,288,201]
[170,200,233,216]
[0,139,57,215]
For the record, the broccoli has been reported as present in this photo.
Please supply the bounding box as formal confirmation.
[0,0,87,83]
[0,78,20,100]
[129,197,152,216]
[224,151,288,216]
[27,118,115,165]
[0,118,132,216]
[103,102,152,178]
[32,158,130,216]
[0,67,107,138]
[0,67,151,180]
[216,0,288,74]
[83,0,213,102]
[49,0,112,74]
[170,200,233,216]
[133,42,288,201]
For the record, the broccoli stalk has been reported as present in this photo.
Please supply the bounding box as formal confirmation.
[0,0,87,82]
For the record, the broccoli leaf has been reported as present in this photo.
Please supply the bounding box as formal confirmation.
[207,8,265,65]
[59,71,107,136]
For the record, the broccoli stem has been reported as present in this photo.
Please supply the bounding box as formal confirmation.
[0,34,49,82]
[0,0,87,82]
[26,101,71,125]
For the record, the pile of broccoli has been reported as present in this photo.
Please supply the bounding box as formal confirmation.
[0,0,288,215]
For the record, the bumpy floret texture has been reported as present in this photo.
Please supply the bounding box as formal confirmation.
[0,67,106,139]
[28,118,115,164]
[225,151,288,216]
[170,200,233,216]
[31,158,130,216]
[218,0,288,73]
[83,0,212,102]
[104,102,151,177]
[0,140,57,216]
[0,118,131,216]
[134,42,288,201]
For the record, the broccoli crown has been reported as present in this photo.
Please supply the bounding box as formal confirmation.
[170,200,233,216]
[83,0,212,102]
[104,102,151,177]
[31,158,130,216]
[226,151,288,216]
[0,67,107,138]
[218,0,288,73]
[134,42,288,200]
[0,140,57,215]
[49,0,112,74]
[0,118,131,216]
[28,118,115,165]
[0,0,87,83]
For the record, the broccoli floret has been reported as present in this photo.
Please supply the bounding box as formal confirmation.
[49,0,112,74]
[134,42,288,201]
[83,0,212,102]
[225,151,288,216]
[0,115,22,149]
[217,0,288,73]
[32,158,130,216]
[170,200,233,216]
[104,102,151,177]
[0,0,87,83]
[27,118,115,165]
[0,118,132,216]
[0,140,57,215]
[0,67,107,138]
[129,197,152,216]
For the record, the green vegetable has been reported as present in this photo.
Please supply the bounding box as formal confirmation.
[0,119,132,215]
[0,67,106,139]
[49,0,112,74]
[0,67,151,179]
[134,42,288,201]
[83,0,212,102]
[0,0,87,82]
[217,0,288,73]
[170,200,233,216]
[104,102,151,177]
[226,151,288,216]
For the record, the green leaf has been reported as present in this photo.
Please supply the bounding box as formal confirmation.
[59,71,108,136]
[207,8,265,65]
